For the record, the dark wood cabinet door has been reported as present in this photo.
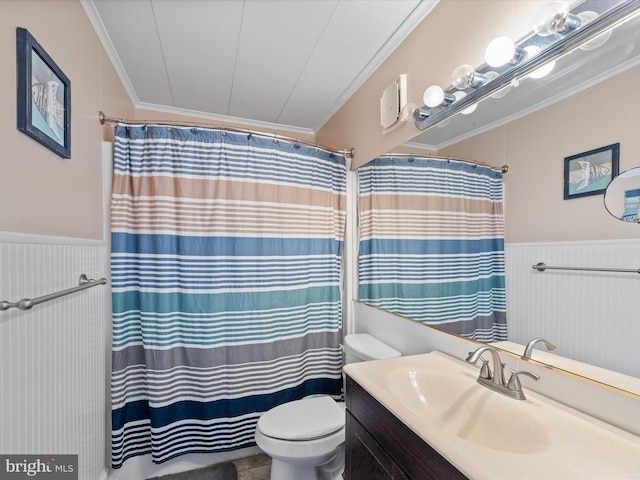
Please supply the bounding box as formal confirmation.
[345,375,468,480]
[346,410,408,480]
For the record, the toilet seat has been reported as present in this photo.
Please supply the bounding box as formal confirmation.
[257,397,344,441]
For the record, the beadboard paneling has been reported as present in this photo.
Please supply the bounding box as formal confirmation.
[505,239,640,378]
[0,237,110,480]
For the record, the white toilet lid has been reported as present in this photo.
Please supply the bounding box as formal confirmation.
[344,334,401,361]
[258,397,344,441]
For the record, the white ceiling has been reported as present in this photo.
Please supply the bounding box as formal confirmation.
[82,0,438,135]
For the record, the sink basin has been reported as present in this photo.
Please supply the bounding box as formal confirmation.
[343,350,640,479]
[385,359,549,453]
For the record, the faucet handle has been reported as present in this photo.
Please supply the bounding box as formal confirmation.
[467,352,492,379]
[507,369,540,399]
[479,359,492,379]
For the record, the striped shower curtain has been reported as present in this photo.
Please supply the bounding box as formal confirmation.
[358,156,506,342]
[110,125,346,467]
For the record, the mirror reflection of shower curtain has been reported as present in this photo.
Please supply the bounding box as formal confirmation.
[109,125,346,468]
[358,157,506,342]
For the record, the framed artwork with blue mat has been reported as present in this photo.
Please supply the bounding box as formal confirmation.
[16,27,71,158]
[564,143,619,200]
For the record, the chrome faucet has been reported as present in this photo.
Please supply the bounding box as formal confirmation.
[523,338,556,358]
[466,346,506,387]
[466,346,539,400]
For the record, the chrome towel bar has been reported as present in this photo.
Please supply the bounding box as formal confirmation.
[532,262,640,274]
[0,274,108,311]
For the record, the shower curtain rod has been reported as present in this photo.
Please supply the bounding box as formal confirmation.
[381,152,509,174]
[99,111,355,158]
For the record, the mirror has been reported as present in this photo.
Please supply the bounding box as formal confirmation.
[356,2,640,396]
[604,167,640,222]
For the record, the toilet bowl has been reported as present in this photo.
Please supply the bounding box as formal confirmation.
[254,334,401,480]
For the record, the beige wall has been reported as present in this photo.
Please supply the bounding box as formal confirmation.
[4,0,635,244]
[0,0,133,240]
[440,66,640,243]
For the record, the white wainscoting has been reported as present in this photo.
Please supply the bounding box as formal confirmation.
[505,239,640,379]
[0,234,110,480]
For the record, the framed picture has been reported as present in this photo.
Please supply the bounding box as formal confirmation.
[16,27,71,158]
[564,143,619,200]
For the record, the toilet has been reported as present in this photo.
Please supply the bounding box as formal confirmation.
[254,334,402,480]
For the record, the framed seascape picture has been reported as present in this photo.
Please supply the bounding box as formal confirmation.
[16,27,71,158]
[564,143,619,200]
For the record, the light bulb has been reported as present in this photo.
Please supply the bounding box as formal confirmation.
[400,102,418,121]
[423,85,454,108]
[578,11,612,50]
[451,64,489,90]
[485,36,517,68]
[533,1,582,37]
[523,46,556,79]
[485,71,511,99]
[453,91,477,115]
[423,85,443,107]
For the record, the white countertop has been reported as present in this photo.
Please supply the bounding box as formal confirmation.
[344,351,640,480]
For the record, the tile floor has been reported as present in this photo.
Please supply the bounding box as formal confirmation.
[232,453,271,480]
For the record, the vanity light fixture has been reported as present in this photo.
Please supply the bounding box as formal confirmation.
[452,91,477,114]
[451,64,490,90]
[533,1,583,37]
[484,71,511,98]
[413,0,640,134]
[533,3,611,50]
[522,46,556,79]
[576,10,612,50]
[423,85,455,108]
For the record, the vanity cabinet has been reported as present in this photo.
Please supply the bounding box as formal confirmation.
[345,375,468,480]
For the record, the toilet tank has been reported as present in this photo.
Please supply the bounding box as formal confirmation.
[343,334,401,364]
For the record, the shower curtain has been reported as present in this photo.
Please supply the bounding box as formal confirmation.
[358,156,506,342]
[110,125,346,467]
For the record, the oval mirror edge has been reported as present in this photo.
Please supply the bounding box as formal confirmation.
[604,166,640,223]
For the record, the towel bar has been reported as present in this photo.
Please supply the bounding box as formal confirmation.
[0,274,108,311]
[532,262,640,274]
